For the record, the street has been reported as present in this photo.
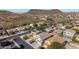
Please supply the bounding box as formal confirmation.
[0,31,34,49]
[13,37,34,49]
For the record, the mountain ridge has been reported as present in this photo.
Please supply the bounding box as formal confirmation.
[26,9,63,14]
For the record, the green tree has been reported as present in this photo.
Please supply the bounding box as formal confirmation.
[36,25,46,32]
[33,23,38,27]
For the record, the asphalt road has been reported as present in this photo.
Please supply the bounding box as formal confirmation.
[14,37,34,49]
[0,31,34,49]
[0,31,29,39]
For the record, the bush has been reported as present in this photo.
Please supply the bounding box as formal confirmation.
[72,36,79,43]
[33,23,38,27]
[36,25,46,32]
[73,29,79,32]
[23,35,29,40]
[48,42,65,49]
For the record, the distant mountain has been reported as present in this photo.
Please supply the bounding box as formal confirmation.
[0,10,41,29]
[27,9,62,14]
[0,10,22,19]
[0,10,14,13]
[0,10,17,16]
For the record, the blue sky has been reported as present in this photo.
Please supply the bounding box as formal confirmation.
[3,9,79,13]
[61,9,79,12]
[4,9,30,13]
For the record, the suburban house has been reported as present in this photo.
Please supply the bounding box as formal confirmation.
[56,24,65,30]
[0,28,4,36]
[39,16,46,20]
[29,32,53,48]
[72,26,79,31]
[25,33,40,49]
[0,38,20,49]
[6,28,19,35]
[36,22,45,26]
[75,35,79,42]
[40,17,47,21]
[32,29,40,34]
[52,29,63,36]
[42,30,64,48]
[17,26,26,31]
[73,20,79,26]
[75,20,79,26]
[36,32,53,46]
[25,25,30,30]
[0,27,8,36]
[65,42,79,49]
[45,27,53,33]
[20,31,40,49]
[29,24,34,28]
[6,26,27,35]
[63,29,76,42]
[0,21,6,36]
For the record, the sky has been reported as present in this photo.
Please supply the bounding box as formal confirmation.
[3,9,30,13]
[61,9,79,12]
[2,9,79,13]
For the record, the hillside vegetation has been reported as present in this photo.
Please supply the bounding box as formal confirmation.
[0,9,79,29]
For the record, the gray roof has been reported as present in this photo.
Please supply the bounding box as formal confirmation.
[45,27,53,32]
[31,42,40,48]
[38,32,53,40]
